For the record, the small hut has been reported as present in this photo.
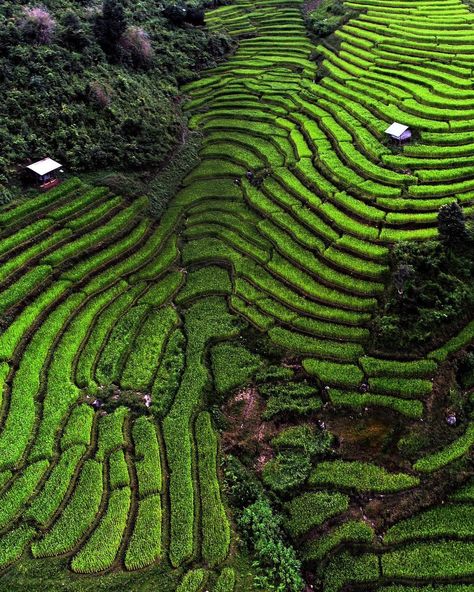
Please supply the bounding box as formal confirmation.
[385,122,412,145]
[26,158,63,191]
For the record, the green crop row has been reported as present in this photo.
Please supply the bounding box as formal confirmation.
[323,550,379,592]
[0,265,52,314]
[30,285,126,462]
[95,407,128,462]
[125,494,162,570]
[133,417,162,498]
[109,449,130,490]
[0,219,52,258]
[75,282,139,392]
[184,237,370,325]
[329,390,424,419]
[138,272,183,307]
[66,195,123,231]
[450,478,474,502]
[413,422,474,472]
[269,327,364,361]
[195,412,230,567]
[151,328,186,419]
[50,187,110,222]
[61,405,95,450]
[211,342,263,395]
[96,304,148,385]
[177,569,208,592]
[385,503,474,543]
[368,377,432,399]
[0,460,49,529]
[303,359,364,389]
[285,491,350,538]
[303,521,374,563]
[0,178,82,227]
[25,445,86,527]
[360,356,437,378]
[42,198,147,266]
[0,293,84,471]
[32,460,103,558]
[120,306,178,391]
[164,298,239,567]
[61,219,150,284]
[0,228,72,284]
[0,280,70,361]
[429,319,474,362]
[235,277,369,340]
[214,567,236,592]
[176,266,231,305]
[0,525,36,570]
[309,460,419,492]
[262,221,383,297]
[71,486,131,573]
[381,541,474,579]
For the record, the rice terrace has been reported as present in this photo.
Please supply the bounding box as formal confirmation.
[0,0,474,590]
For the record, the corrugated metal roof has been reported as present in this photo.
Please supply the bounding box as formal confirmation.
[26,158,62,176]
[385,122,409,138]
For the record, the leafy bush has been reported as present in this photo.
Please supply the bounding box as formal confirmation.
[263,450,312,494]
[239,499,304,592]
[372,238,474,351]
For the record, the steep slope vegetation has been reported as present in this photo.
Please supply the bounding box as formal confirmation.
[0,0,473,590]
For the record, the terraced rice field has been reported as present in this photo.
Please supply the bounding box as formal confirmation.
[1,0,474,589]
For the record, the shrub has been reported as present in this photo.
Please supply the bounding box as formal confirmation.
[120,26,153,67]
[239,499,304,592]
[19,7,56,44]
[438,201,469,247]
[262,450,312,494]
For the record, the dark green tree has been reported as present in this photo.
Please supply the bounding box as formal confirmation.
[438,201,468,247]
[94,0,127,58]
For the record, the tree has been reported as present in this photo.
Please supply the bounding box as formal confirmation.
[438,201,468,247]
[94,0,127,58]
[61,11,89,50]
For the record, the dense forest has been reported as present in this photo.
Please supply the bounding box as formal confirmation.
[0,0,232,202]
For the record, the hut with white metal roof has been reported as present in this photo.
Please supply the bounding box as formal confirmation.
[26,158,63,191]
[385,122,412,144]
